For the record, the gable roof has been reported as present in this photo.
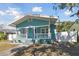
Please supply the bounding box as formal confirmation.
[9,14,58,27]
[69,19,79,31]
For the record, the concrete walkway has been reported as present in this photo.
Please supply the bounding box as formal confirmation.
[59,43,79,56]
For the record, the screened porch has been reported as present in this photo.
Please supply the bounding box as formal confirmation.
[17,25,51,40]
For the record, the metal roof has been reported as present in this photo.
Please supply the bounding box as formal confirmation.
[9,14,58,27]
[0,24,16,33]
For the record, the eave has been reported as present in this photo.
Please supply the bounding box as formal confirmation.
[9,15,58,27]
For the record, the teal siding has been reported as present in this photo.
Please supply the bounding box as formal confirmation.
[16,19,49,28]
[28,28,34,38]
[50,24,56,40]
[15,18,56,44]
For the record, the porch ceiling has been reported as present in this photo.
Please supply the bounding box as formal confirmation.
[9,15,58,27]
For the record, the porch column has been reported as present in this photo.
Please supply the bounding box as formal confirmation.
[33,27,35,39]
[48,19,51,39]
[25,28,28,39]
[15,28,19,39]
[33,26,35,44]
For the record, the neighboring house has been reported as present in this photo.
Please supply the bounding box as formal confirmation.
[54,20,77,42]
[9,14,58,44]
[69,19,79,42]
[0,24,16,41]
[69,19,79,31]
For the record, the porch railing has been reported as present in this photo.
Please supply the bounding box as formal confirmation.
[17,33,50,40]
[35,33,50,39]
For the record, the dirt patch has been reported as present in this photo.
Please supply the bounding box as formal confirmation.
[0,40,18,52]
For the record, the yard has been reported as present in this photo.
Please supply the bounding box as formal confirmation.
[10,42,79,56]
[0,40,18,52]
[0,32,18,52]
[0,40,79,56]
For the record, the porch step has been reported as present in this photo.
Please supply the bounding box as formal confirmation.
[24,40,33,45]
[14,36,33,45]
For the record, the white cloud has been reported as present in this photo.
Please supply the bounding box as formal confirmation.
[32,7,42,12]
[65,10,71,15]
[6,8,20,15]
[5,7,24,19]
[0,7,24,20]
[0,11,5,16]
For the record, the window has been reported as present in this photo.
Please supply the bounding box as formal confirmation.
[35,28,40,33]
[41,28,45,33]
[20,28,26,35]
[35,26,48,33]
[46,28,48,33]
[41,27,48,33]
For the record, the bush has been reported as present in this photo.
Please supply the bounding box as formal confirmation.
[0,35,7,41]
[0,32,8,41]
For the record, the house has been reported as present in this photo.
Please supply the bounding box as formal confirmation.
[0,24,16,41]
[9,14,58,44]
[69,19,79,31]
[69,19,79,42]
[53,20,77,42]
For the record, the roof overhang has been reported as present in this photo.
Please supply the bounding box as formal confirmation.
[9,15,58,27]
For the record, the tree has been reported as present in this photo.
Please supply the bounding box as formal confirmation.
[53,3,79,11]
[58,3,79,11]
[53,3,79,17]
[53,3,79,42]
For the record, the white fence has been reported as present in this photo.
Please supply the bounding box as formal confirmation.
[8,34,17,41]
[55,31,77,42]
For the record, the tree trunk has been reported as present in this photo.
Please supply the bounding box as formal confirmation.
[77,31,79,42]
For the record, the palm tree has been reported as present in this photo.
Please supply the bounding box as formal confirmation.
[52,3,79,17]
[58,3,79,11]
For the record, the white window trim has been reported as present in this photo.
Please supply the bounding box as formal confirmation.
[40,27,48,33]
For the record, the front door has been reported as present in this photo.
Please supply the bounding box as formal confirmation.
[28,28,34,39]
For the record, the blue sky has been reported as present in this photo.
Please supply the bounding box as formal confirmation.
[0,3,78,25]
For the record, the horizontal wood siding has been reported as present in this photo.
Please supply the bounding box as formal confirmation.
[16,19,49,28]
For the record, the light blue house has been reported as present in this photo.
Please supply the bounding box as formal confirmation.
[9,14,58,44]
